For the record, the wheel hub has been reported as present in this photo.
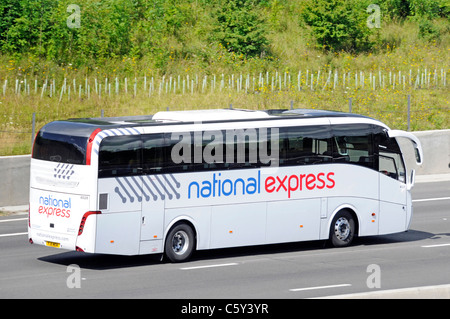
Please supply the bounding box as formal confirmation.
[334,217,351,241]
[172,230,189,255]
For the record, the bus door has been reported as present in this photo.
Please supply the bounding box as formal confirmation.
[378,151,407,234]
[97,135,143,255]
[377,130,423,234]
[139,134,169,253]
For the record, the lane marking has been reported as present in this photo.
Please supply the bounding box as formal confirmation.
[0,232,28,238]
[413,197,450,203]
[290,284,352,292]
[421,243,450,248]
[180,263,238,270]
[316,284,450,299]
[0,218,28,223]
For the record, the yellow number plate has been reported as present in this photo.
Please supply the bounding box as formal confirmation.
[45,241,61,248]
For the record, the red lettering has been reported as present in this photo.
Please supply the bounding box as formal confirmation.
[264,171,335,197]
[326,172,335,189]
[316,172,325,189]
[299,174,306,191]
[276,175,288,192]
[306,174,316,190]
[36,205,71,218]
[288,175,299,198]
[265,176,276,193]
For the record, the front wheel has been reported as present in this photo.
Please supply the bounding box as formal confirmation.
[329,210,355,247]
[164,223,195,263]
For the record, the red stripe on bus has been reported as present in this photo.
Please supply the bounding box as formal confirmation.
[86,128,102,165]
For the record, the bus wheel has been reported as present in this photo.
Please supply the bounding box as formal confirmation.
[165,223,195,263]
[330,210,355,247]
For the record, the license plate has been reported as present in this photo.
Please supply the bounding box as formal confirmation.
[45,241,61,248]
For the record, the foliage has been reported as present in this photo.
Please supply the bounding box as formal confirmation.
[301,0,373,53]
[212,0,269,57]
[0,0,447,65]
[380,0,449,20]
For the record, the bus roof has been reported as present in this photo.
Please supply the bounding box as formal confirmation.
[83,108,370,124]
[152,109,271,122]
[46,108,377,137]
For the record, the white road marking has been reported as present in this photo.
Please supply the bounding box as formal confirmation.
[421,243,450,248]
[180,263,238,270]
[316,284,450,299]
[0,218,28,223]
[0,232,28,238]
[412,197,450,203]
[290,284,352,292]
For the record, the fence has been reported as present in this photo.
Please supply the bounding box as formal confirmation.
[1,68,448,99]
[0,67,448,156]
[0,94,446,156]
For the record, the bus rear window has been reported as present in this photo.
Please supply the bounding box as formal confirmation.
[32,131,88,164]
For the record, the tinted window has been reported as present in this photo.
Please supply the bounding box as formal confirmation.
[98,135,142,178]
[375,130,406,182]
[279,125,332,166]
[142,133,168,174]
[33,131,87,164]
[332,124,374,169]
[166,128,279,172]
[166,132,196,173]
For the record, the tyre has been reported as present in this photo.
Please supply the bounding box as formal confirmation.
[329,210,355,247]
[164,223,195,263]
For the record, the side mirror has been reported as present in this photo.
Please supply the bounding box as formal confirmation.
[387,130,423,166]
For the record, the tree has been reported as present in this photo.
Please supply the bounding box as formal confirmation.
[213,0,269,57]
[302,0,373,53]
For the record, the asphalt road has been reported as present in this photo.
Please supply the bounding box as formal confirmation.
[0,179,449,302]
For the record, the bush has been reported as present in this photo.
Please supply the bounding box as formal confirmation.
[212,0,269,57]
[380,0,449,20]
[301,0,373,53]
[418,19,441,42]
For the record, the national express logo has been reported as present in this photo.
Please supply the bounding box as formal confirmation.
[187,170,335,200]
[38,195,71,218]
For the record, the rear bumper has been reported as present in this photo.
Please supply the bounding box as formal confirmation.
[28,227,77,251]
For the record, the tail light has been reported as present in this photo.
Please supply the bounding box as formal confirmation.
[78,211,101,236]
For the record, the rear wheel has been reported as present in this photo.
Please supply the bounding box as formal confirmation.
[164,223,195,263]
[330,210,355,247]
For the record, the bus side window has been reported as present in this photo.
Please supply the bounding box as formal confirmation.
[98,135,142,178]
[279,125,332,166]
[332,124,374,169]
[142,133,166,174]
[375,131,406,182]
[165,132,194,173]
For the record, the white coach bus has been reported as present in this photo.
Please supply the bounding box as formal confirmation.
[28,108,423,262]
